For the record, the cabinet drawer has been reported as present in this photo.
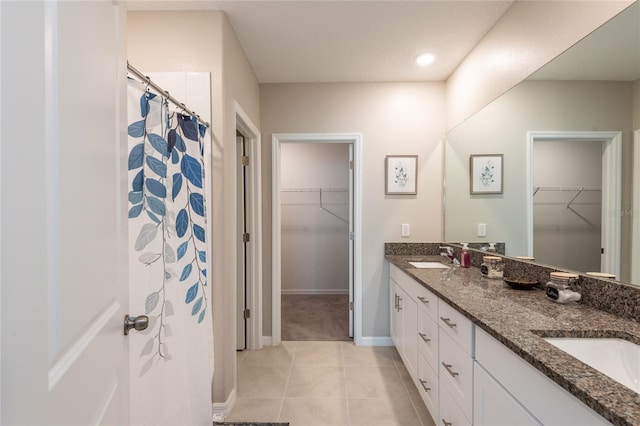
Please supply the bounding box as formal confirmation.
[438,300,474,355]
[415,286,438,321]
[474,363,540,426]
[417,352,438,424]
[439,382,471,426]
[418,309,438,370]
[439,329,473,422]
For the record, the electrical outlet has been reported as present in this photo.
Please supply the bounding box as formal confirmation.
[401,223,410,237]
[477,223,487,237]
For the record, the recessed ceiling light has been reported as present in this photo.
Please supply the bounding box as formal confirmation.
[415,53,435,66]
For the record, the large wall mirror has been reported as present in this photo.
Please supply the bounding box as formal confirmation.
[444,1,640,285]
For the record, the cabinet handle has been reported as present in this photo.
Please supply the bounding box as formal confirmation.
[397,296,403,311]
[419,379,430,392]
[394,294,399,310]
[417,296,429,305]
[440,316,457,328]
[418,332,431,343]
[442,362,459,378]
[442,420,452,426]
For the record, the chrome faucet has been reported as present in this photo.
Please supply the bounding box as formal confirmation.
[439,246,460,266]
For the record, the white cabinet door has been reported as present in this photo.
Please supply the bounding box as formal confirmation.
[474,363,541,426]
[399,285,419,378]
[1,2,130,424]
[390,279,402,347]
[390,273,419,378]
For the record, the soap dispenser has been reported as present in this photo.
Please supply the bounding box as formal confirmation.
[461,243,471,268]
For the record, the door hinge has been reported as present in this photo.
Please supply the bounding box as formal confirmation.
[349,160,354,170]
[243,309,251,319]
[349,231,354,241]
[242,155,250,166]
[243,233,250,243]
[349,302,354,311]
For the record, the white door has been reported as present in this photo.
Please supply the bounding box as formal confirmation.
[1,2,130,424]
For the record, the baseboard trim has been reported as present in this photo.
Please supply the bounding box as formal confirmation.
[358,336,393,346]
[212,388,236,422]
[281,289,349,295]
[262,335,390,346]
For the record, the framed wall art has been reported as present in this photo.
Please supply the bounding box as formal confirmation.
[385,155,418,195]
[470,154,503,194]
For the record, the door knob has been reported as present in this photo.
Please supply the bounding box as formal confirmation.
[124,314,149,335]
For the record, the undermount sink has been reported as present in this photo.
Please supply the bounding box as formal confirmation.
[408,261,450,269]
[544,337,640,394]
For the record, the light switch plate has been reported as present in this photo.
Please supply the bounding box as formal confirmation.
[477,223,487,237]
[401,223,410,237]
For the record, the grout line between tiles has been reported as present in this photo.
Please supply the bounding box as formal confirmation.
[394,360,426,426]
[277,342,297,423]
[340,342,352,426]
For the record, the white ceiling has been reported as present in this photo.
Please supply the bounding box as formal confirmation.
[127,0,639,83]
[127,0,513,83]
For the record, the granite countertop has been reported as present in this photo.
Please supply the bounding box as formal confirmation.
[386,255,640,426]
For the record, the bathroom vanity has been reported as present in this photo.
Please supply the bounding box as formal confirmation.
[386,252,640,426]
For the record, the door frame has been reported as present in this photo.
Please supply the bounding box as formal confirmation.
[234,101,262,351]
[526,131,621,277]
[271,133,363,346]
[632,130,640,283]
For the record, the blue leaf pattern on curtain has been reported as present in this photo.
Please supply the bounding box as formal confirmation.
[127,82,209,376]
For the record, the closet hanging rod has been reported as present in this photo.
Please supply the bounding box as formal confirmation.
[281,188,348,193]
[127,61,210,128]
[534,186,601,192]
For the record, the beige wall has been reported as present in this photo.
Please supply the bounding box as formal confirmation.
[446,1,633,131]
[261,82,446,338]
[634,80,640,129]
[127,10,260,405]
[445,80,634,280]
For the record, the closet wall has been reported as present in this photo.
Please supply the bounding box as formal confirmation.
[281,143,350,294]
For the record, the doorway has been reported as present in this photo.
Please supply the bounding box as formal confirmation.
[272,133,363,346]
[280,143,351,340]
[527,131,621,278]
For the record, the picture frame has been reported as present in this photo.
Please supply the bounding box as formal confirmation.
[470,154,503,194]
[385,155,418,195]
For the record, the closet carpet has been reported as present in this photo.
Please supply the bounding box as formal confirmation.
[281,294,351,341]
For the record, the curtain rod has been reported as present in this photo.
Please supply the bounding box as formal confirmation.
[127,61,210,128]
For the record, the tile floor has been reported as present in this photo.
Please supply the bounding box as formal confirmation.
[225,341,436,426]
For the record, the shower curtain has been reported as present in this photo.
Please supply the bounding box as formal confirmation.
[127,78,213,425]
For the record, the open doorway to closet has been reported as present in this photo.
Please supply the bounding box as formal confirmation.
[280,142,351,341]
[272,133,362,346]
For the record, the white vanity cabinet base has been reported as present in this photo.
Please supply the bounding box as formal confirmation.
[475,328,609,426]
[474,363,541,426]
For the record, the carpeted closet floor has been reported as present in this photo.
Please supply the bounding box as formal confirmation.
[281,294,351,341]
